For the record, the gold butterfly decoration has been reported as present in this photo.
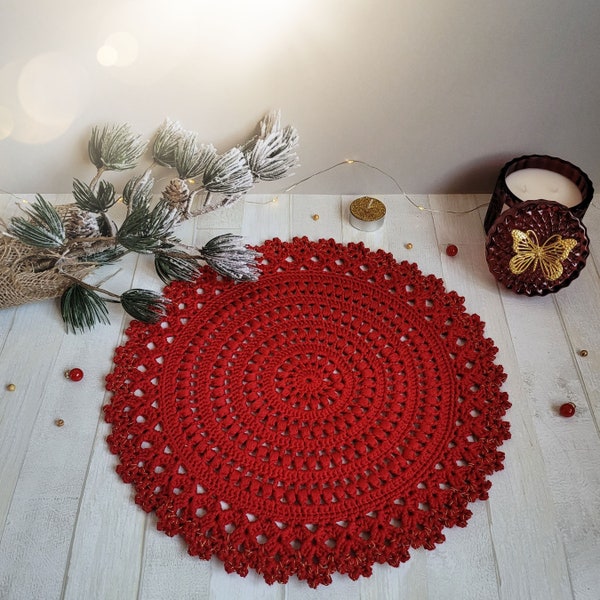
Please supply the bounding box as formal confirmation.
[509,229,577,281]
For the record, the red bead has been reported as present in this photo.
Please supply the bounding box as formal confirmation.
[559,402,576,417]
[446,244,458,257]
[66,368,84,381]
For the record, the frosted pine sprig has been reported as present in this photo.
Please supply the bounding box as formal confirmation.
[245,126,299,181]
[152,119,184,167]
[88,123,147,173]
[244,109,299,181]
[200,233,261,281]
[9,194,66,248]
[174,132,216,180]
[6,111,299,332]
[203,148,254,195]
[122,172,154,213]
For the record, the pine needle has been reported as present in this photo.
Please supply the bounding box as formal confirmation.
[123,173,154,212]
[121,289,168,322]
[117,200,180,253]
[175,132,216,180]
[9,194,65,248]
[203,148,254,194]
[243,110,299,181]
[200,233,261,281]
[79,245,128,265]
[73,178,117,212]
[61,283,111,333]
[88,123,148,172]
[155,253,201,284]
[245,125,299,181]
[152,119,183,167]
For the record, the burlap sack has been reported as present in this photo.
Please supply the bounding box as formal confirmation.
[0,237,96,309]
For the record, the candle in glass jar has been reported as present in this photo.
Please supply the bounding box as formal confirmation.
[505,168,582,208]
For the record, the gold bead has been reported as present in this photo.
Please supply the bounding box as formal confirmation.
[6,383,16,392]
[312,214,320,221]
[405,243,413,250]
[55,418,65,427]
[579,349,588,357]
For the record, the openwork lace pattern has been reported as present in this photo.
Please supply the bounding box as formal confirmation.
[105,237,511,587]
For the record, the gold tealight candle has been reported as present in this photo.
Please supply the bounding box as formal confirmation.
[349,196,386,231]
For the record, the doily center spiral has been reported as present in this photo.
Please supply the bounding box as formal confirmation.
[274,351,343,411]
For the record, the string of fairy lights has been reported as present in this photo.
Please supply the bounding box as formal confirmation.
[1,157,597,214]
[261,158,492,215]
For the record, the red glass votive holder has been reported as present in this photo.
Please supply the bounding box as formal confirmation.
[484,154,594,233]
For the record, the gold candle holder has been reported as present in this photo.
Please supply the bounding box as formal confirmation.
[349,196,386,231]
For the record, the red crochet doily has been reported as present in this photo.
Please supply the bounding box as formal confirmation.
[104,237,510,587]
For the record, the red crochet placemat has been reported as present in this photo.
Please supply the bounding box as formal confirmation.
[104,237,510,587]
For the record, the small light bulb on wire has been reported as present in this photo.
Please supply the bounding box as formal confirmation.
[270,159,489,215]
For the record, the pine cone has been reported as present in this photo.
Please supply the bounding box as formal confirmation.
[161,178,191,218]
[56,204,101,240]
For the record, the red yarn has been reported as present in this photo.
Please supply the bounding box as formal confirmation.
[104,237,511,587]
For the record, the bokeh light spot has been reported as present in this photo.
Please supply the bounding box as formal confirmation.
[97,45,118,66]
[106,32,139,66]
[97,32,139,67]
[16,52,88,142]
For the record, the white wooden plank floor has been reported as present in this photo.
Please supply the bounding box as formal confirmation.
[0,193,599,600]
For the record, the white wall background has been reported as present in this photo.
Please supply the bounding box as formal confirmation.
[0,0,599,196]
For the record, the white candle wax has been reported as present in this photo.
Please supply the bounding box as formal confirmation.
[505,168,582,208]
